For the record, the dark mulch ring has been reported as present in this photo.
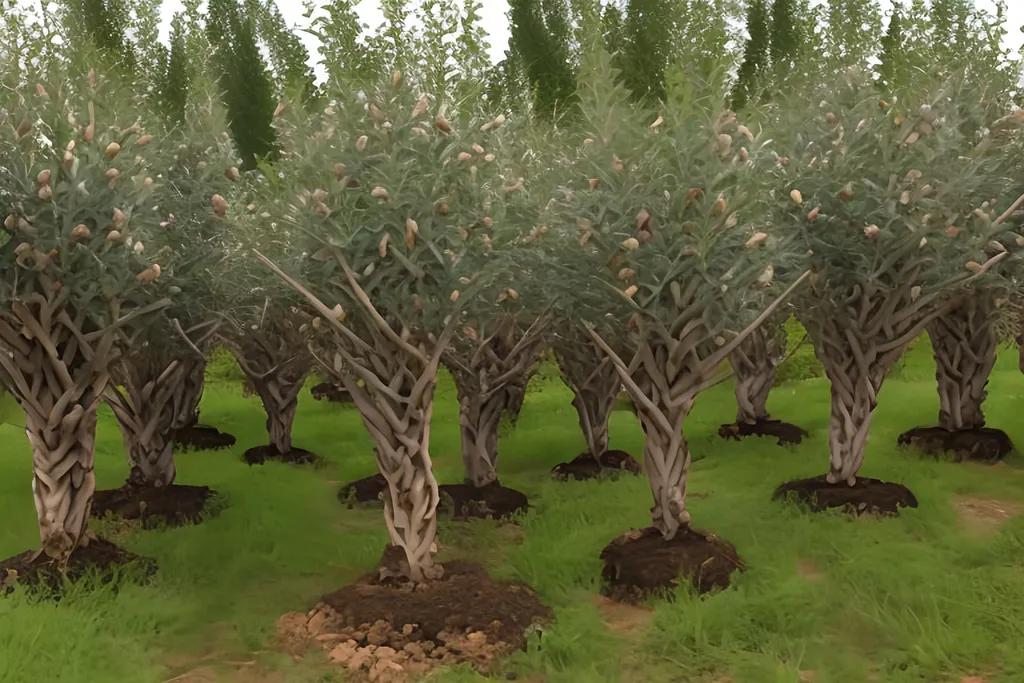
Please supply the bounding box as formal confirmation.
[719,417,809,446]
[92,483,219,529]
[551,449,642,482]
[243,445,323,467]
[898,425,1014,463]
[599,526,745,605]
[338,473,388,507]
[311,382,353,404]
[437,482,528,521]
[173,424,237,451]
[0,539,157,597]
[774,475,919,516]
[277,549,551,682]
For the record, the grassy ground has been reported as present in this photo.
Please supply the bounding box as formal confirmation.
[2,340,1024,683]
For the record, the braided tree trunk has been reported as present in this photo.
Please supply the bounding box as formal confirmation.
[106,355,205,487]
[0,300,116,562]
[729,323,786,424]
[171,359,206,431]
[230,333,310,453]
[927,296,997,431]
[445,318,547,488]
[553,337,621,461]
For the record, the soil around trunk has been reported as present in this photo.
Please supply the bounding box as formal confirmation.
[0,539,157,596]
[774,475,919,515]
[277,549,551,682]
[92,483,219,529]
[174,424,236,451]
[243,445,321,467]
[551,450,641,482]
[338,473,388,507]
[599,526,745,605]
[719,417,808,445]
[437,482,528,520]
[311,382,353,404]
[898,426,1014,463]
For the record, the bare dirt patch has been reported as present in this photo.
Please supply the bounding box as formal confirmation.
[796,558,823,581]
[955,497,1024,536]
[590,595,652,635]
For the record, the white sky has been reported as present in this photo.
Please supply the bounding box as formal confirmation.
[151,0,1024,74]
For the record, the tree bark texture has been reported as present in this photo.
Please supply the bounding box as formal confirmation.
[227,331,310,453]
[0,300,113,562]
[553,335,622,460]
[444,315,548,488]
[171,358,206,431]
[927,296,998,431]
[106,355,210,487]
[802,280,948,485]
[728,322,786,424]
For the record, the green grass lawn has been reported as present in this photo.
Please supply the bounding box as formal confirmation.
[3,340,1024,683]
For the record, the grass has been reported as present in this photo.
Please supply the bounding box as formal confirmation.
[3,339,1024,683]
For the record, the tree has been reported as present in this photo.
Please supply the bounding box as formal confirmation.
[877,2,904,90]
[547,48,804,598]
[254,73,532,581]
[246,0,317,102]
[732,0,769,111]
[507,0,579,120]
[618,0,676,103]
[770,67,1022,509]
[161,14,190,126]
[769,0,800,72]
[0,25,230,566]
[206,0,278,168]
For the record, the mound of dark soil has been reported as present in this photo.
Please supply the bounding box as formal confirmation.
[338,473,388,507]
[437,482,528,520]
[551,450,641,482]
[311,382,353,404]
[719,417,808,446]
[243,445,321,467]
[277,548,551,682]
[898,426,1014,463]
[599,526,745,604]
[92,483,218,529]
[174,424,236,451]
[0,539,157,596]
[774,475,918,515]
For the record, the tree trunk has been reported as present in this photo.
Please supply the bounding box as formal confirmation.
[927,297,997,431]
[634,395,693,539]
[171,359,206,431]
[27,401,101,561]
[249,372,308,453]
[569,361,620,460]
[728,325,784,424]
[453,377,505,487]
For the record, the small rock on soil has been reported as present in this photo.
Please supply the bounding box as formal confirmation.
[437,482,528,520]
[338,473,388,507]
[92,483,219,529]
[311,382,353,404]
[898,426,1014,463]
[243,445,322,467]
[174,424,236,451]
[276,548,551,682]
[551,450,641,482]
[0,538,157,596]
[774,475,918,516]
[599,526,745,604]
[719,417,808,446]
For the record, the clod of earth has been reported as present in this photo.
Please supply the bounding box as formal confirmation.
[897,426,1014,463]
[243,445,322,467]
[277,555,551,682]
[551,450,641,482]
[0,539,157,596]
[174,424,237,452]
[599,526,745,604]
[91,483,219,529]
[437,482,529,520]
[338,473,388,507]
[718,417,809,446]
[773,476,919,516]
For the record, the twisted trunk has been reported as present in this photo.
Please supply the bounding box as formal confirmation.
[554,338,621,460]
[635,392,693,539]
[452,371,505,487]
[728,324,785,424]
[927,296,997,431]
[171,359,206,431]
[249,372,308,453]
[106,356,207,488]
